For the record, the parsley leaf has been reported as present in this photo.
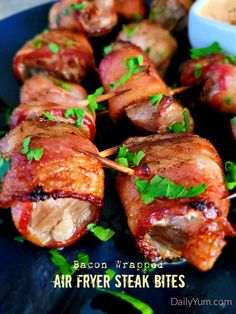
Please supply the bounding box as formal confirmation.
[14,235,26,243]
[109,55,145,88]
[53,80,71,91]
[232,116,236,127]
[70,2,87,10]
[64,108,84,128]
[167,109,190,133]
[141,257,156,275]
[103,44,114,55]
[97,289,153,314]
[87,223,115,241]
[33,38,42,49]
[133,14,142,21]
[0,154,11,180]
[122,24,137,37]
[48,43,60,54]
[43,111,54,120]
[225,96,232,105]
[190,42,224,60]
[225,161,236,190]
[134,175,206,204]
[145,47,151,55]
[105,269,116,280]
[149,94,163,109]
[49,249,89,276]
[87,87,104,113]
[65,39,74,47]
[194,63,202,78]
[21,137,44,163]
[115,144,145,168]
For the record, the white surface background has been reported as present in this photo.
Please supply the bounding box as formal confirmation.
[0,0,54,19]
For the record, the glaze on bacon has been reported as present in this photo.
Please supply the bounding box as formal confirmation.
[49,0,118,37]
[99,41,194,133]
[13,29,95,82]
[149,0,194,29]
[116,133,234,271]
[117,20,177,76]
[115,0,145,20]
[180,54,236,114]
[0,120,104,247]
[13,75,96,139]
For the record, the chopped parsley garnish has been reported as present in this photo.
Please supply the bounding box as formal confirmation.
[103,44,114,55]
[53,80,71,91]
[190,42,236,65]
[49,249,89,276]
[145,47,151,55]
[48,43,60,54]
[97,289,153,314]
[232,116,236,127]
[87,87,104,113]
[225,161,236,190]
[105,269,116,280]
[63,2,87,15]
[43,112,54,121]
[21,137,44,163]
[87,223,115,241]
[141,258,155,275]
[0,154,11,180]
[167,109,190,133]
[14,235,26,243]
[225,96,232,105]
[70,2,87,10]
[134,175,206,204]
[190,42,224,60]
[194,63,202,78]
[133,14,142,21]
[109,55,144,88]
[122,24,137,37]
[149,94,163,109]
[115,144,145,168]
[65,39,74,47]
[64,108,84,128]
[33,38,42,49]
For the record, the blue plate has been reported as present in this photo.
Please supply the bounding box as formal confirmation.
[0,3,235,314]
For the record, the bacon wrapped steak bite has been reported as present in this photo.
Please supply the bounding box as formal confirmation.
[13,29,95,82]
[149,0,194,29]
[0,120,104,247]
[99,41,193,133]
[117,21,177,76]
[180,55,236,114]
[16,75,96,139]
[115,0,145,20]
[116,133,233,271]
[49,0,118,36]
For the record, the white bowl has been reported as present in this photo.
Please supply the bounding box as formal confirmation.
[188,0,236,55]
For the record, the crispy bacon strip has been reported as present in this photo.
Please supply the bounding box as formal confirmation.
[116,133,234,271]
[117,20,177,76]
[49,0,118,37]
[115,0,145,20]
[180,54,236,114]
[99,41,194,133]
[0,120,104,208]
[13,29,95,82]
[149,0,194,29]
[13,75,96,139]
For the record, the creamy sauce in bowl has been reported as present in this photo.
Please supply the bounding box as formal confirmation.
[199,0,236,25]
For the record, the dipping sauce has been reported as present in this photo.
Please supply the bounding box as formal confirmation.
[199,0,236,25]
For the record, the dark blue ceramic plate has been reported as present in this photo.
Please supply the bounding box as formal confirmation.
[0,3,235,314]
